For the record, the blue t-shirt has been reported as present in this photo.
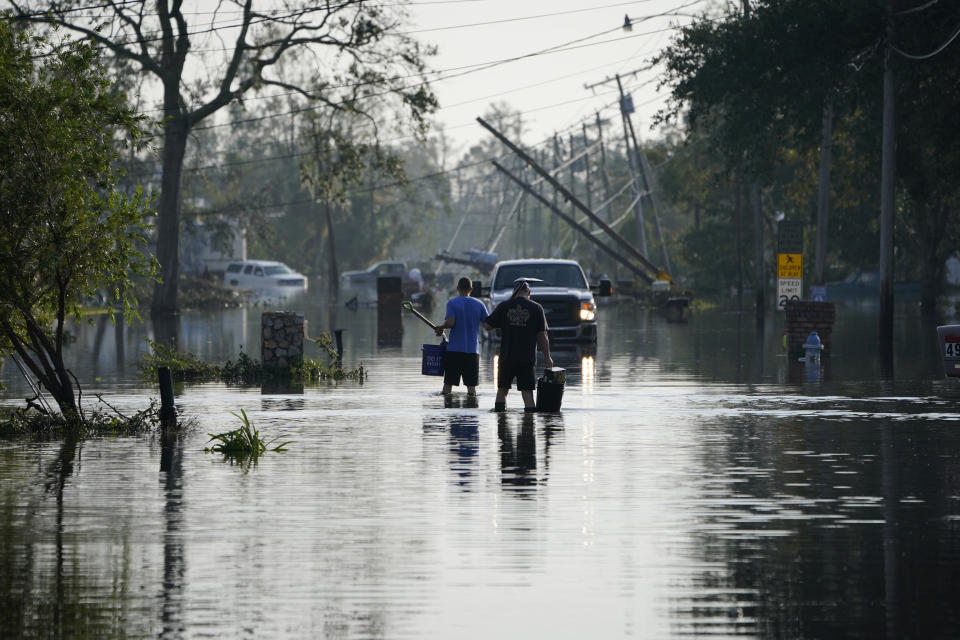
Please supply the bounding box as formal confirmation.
[444,295,489,354]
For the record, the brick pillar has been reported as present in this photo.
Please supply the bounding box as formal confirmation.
[377,276,403,346]
[785,301,835,359]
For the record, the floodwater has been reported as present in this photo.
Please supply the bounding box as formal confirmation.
[2,297,960,639]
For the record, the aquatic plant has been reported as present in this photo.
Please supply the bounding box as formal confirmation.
[204,409,291,457]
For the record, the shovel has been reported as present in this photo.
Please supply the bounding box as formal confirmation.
[402,301,447,343]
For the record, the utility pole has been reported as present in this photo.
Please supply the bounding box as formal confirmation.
[551,135,561,256]
[587,72,671,272]
[493,161,652,283]
[617,74,671,272]
[478,117,662,279]
[879,0,896,365]
[594,112,613,223]
[582,122,597,270]
[614,74,649,258]
[741,0,764,321]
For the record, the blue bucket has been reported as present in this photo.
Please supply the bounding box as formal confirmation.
[421,343,446,376]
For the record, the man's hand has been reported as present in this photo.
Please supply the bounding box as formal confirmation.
[434,325,445,337]
[544,355,554,369]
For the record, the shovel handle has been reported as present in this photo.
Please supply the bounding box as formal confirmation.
[402,301,443,335]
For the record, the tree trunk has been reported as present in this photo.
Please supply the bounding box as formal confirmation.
[916,200,945,310]
[735,176,743,310]
[325,201,339,301]
[151,113,189,315]
[752,181,764,322]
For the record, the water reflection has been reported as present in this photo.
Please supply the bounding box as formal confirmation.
[497,413,538,495]
[422,394,481,490]
[3,301,960,638]
[160,424,185,639]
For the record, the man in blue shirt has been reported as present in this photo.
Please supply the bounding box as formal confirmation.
[435,277,489,396]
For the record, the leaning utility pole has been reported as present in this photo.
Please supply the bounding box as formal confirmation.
[478,117,662,280]
[493,161,653,283]
[614,75,649,258]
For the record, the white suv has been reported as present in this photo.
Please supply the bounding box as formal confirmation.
[223,260,308,295]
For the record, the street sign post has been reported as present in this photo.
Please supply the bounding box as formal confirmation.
[777,253,803,310]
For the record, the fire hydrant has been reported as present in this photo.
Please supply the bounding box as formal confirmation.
[803,331,824,366]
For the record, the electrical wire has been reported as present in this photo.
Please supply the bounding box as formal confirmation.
[894,0,941,17]
[21,1,699,55]
[397,1,676,35]
[168,26,672,134]
[891,20,960,60]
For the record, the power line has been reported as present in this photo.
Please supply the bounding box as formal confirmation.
[21,0,700,55]
[892,20,960,60]
[396,1,673,35]
[144,94,621,179]
[167,26,674,134]
[894,0,941,17]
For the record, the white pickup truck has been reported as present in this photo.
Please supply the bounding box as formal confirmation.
[485,259,610,342]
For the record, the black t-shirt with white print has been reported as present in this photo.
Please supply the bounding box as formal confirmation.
[485,296,548,364]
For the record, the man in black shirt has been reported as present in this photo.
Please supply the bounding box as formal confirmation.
[484,279,553,411]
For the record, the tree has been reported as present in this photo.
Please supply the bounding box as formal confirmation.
[0,18,155,421]
[654,0,960,306]
[9,0,437,314]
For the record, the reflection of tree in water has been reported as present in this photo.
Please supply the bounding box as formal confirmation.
[497,413,538,495]
[679,415,960,638]
[0,437,128,637]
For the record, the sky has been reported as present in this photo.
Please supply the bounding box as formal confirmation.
[403,0,714,156]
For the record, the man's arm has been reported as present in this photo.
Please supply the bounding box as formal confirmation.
[483,303,501,331]
[537,331,554,368]
[434,316,454,336]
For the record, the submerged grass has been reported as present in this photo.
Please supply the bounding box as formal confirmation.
[0,400,161,440]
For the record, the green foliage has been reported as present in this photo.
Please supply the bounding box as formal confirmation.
[139,334,365,384]
[0,20,156,417]
[651,0,960,300]
[293,333,366,382]
[204,409,291,465]
[138,340,222,382]
[220,351,264,384]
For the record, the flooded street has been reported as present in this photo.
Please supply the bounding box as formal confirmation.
[2,300,959,638]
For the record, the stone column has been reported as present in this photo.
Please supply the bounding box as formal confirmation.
[261,311,305,373]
